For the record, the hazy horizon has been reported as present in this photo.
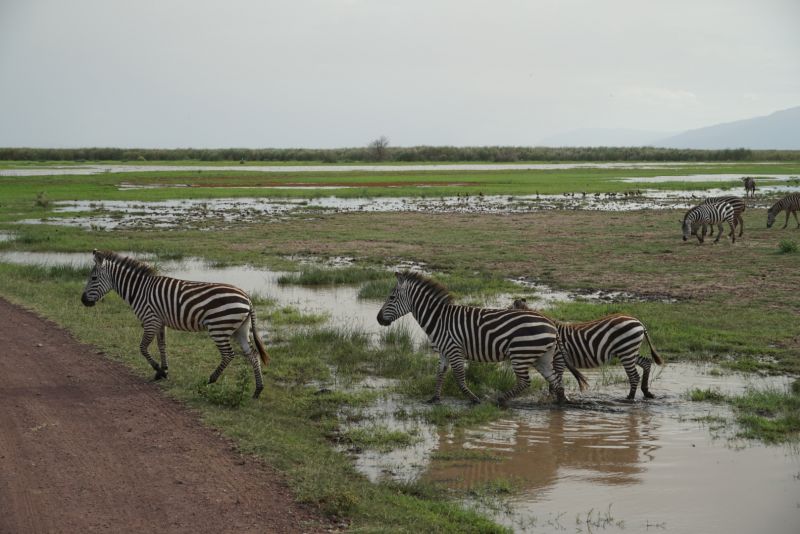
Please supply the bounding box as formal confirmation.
[2,0,798,149]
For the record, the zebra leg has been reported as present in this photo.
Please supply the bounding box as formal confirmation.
[728,221,735,244]
[156,325,168,379]
[234,320,264,399]
[783,211,790,229]
[535,346,566,403]
[713,223,723,243]
[621,357,641,400]
[706,223,713,237]
[738,214,744,237]
[208,335,236,385]
[793,210,800,228]
[636,356,655,399]
[497,359,532,407]
[448,354,481,405]
[140,322,166,380]
[427,354,449,404]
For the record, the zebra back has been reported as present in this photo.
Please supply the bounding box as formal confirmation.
[770,193,800,215]
[703,195,745,215]
[684,201,734,226]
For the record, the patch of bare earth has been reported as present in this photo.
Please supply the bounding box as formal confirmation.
[0,298,333,534]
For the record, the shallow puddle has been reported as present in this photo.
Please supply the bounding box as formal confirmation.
[342,364,798,533]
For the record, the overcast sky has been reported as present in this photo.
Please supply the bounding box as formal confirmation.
[1,0,798,148]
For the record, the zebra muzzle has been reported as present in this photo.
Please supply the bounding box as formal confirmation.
[81,293,96,307]
[376,311,392,326]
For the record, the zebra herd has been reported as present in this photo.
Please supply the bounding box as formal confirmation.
[682,192,800,243]
[80,192,800,404]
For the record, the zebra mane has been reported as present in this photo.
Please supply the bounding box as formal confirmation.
[399,271,453,304]
[96,250,158,277]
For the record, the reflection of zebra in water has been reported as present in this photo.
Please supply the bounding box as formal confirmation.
[767,193,800,229]
[703,195,746,237]
[682,201,736,243]
[376,271,587,405]
[742,177,756,198]
[512,299,663,400]
[81,250,269,398]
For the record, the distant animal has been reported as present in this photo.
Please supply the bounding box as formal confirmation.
[703,196,746,237]
[512,299,663,400]
[766,193,800,229]
[81,250,269,398]
[682,201,736,243]
[376,272,587,405]
[742,177,756,198]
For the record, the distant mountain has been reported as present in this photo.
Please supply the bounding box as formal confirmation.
[655,106,800,150]
[539,128,671,147]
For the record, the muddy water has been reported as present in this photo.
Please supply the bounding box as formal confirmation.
[346,366,798,533]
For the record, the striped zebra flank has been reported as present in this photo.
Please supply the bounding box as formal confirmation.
[81,250,269,398]
[767,193,800,229]
[682,201,736,243]
[512,299,663,400]
[703,195,746,237]
[377,271,587,406]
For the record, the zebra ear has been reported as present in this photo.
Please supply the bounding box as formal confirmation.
[395,271,403,281]
[92,249,103,264]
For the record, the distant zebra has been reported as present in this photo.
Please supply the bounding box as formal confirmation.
[742,177,756,198]
[81,250,269,398]
[682,201,736,243]
[512,299,663,400]
[767,193,800,229]
[376,271,587,405]
[703,195,746,237]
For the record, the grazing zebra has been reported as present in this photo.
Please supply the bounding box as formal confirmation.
[742,177,756,198]
[703,195,746,237]
[376,271,587,405]
[512,299,663,400]
[682,201,736,243]
[81,250,269,398]
[766,193,800,229]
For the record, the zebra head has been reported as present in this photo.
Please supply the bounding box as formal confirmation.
[81,249,113,307]
[681,218,693,241]
[767,208,776,228]
[377,272,413,326]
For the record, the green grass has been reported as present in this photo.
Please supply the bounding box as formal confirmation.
[341,424,421,452]
[778,239,798,253]
[277,266,388,286]
[686,387,727,402]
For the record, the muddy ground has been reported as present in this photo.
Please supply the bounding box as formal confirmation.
[0,298,331,534]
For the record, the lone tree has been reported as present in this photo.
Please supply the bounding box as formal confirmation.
[368,136,390,161]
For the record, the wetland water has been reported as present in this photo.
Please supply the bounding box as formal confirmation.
[19,180,800,231]
[1,251,798,533]
[0,161,765,177]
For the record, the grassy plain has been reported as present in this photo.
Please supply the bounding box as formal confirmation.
[2,161,800,526]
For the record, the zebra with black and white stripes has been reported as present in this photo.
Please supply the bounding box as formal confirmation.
[682,201,736,243]
[742,177,756,198]
[703,195,746,237]
[767,193,800,229]
[376,271,587,405]
[512,299,663,400]
[81,250,269,398]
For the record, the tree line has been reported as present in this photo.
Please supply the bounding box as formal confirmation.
[1,146,798,162]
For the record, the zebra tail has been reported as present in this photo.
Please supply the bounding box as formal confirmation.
[565,360,590,391]
[643,327,663,366]
[250,309,270,367]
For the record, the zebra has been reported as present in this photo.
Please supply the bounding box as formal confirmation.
[512,299,663,400]
[682,201,736,243]
[766,193,800,229]
[376,271,588,405]
[742,177,756,198]
[80,250,269,398]
[703,195,746,237]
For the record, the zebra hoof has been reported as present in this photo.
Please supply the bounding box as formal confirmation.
[425,396,441,405]
[496,398,509,408]
[252,387,263,399]
[153,369,168,381]
[469,397,482,406]
[643,391,655,399]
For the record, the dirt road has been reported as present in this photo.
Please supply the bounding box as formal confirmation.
[0,298,329,533]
